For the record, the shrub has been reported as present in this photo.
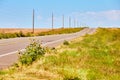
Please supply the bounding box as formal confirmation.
[0,33,3,39]
[0,31,25,39]
[19,39,45,65]
[25,32,34,37]
[63,40,69,45]
[19,31,25,37]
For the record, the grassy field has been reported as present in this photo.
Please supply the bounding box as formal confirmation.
[38,28,84,36]
[0,28,50,34]
[0,28,83,39]
[0,28,120,80]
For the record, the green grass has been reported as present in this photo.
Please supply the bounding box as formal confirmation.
[0,28,120,80]
[38,28,84,36]
[19,39,45,66]
[0,31,26,39]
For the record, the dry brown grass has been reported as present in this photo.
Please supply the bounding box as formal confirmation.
[0,28,50,34]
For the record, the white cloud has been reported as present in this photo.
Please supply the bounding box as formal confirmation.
[71,10,120,20]
[102,10,120,20]
[32,10,120,28]
[69,10,120,27]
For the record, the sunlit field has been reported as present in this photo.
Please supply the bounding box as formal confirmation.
[0,28,120,80]
[0,28,83,39]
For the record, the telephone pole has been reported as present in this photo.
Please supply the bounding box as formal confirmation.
[62,15,64,28]
[52,13,54,30]
[74,18,76,28]
[77,19,79,27]
[69,16,71,28]
[32,9,35,33]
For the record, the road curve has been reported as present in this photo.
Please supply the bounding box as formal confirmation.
[0,28,96,69]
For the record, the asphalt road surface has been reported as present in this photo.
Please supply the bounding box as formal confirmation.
[0,28,96,69]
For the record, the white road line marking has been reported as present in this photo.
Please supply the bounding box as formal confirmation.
[0,36,77,58]
[0,49,25,58]
[0,28,93,58]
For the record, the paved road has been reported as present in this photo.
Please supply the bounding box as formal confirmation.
[0,28,96,69]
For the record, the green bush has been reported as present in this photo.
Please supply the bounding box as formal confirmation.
[19,39,45,65]
[0,33,17,39]
[19,31,25,37]
[63,40,69,45]
[0,33,3,39]
[0,31,26,39]
[25,32,34,37]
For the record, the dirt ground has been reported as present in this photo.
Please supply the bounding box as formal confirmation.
[0,28,50,34]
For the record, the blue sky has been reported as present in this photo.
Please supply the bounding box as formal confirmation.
[0,0,120,28]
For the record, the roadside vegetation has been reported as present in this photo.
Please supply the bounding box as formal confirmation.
[0,28,120,80]
[0,28,83,39]
[38,28,84,36]
[0,31,33,39]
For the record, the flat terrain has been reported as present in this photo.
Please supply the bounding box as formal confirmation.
[0,28,96,69]
[0,28,119,80]
[0,28,50,33]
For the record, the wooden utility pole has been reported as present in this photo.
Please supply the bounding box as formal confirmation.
[77,20,79,27]
[32,9,35,33]
[74,18,76,27]
[52,13,54,30]
[69,16,71,28]
[62,15,64,28]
